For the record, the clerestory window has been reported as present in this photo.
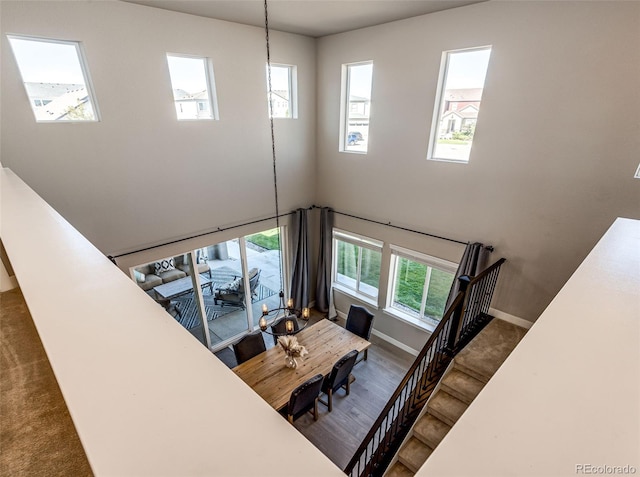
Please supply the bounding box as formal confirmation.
[7,35,100,122]
[166,54,218,120]
[428,46,491,163]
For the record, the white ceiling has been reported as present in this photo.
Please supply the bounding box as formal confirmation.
[122,0,485,38]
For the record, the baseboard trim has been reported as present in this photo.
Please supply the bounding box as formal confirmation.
[490,307,533,330]
[336,310,420,356]
[371,329,420,356]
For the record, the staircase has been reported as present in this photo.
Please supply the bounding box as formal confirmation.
[386,318,527,477]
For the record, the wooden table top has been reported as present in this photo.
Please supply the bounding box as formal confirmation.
[232,319,371,411]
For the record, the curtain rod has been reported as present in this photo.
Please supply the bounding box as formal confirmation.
[108,204,491,264]
[331,209,480,248]
[108,209,303,262]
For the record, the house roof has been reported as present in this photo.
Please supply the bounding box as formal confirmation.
[24,82,85,100]
[35,87,89,120]
[443,88,483,102]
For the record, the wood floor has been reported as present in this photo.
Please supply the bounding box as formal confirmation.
[290,335,414,470]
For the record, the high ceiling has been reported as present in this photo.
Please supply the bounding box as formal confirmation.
[122,0,485,38]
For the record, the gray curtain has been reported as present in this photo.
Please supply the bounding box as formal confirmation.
[445,242,491,310]
[290,208,309,309]
[314,207,334,313]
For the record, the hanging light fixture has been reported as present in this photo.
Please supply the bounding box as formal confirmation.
[258,0,309,337]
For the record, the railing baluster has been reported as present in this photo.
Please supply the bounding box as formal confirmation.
[344,259,505,477]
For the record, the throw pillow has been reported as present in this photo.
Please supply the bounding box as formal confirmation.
[227,277,242,292]
[155,258,175,275]
[134,270,146,283]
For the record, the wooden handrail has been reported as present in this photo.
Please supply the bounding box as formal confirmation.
[344,258,506,477]
[344,290,465,475]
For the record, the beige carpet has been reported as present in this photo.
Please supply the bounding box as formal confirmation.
[0,288,93,476]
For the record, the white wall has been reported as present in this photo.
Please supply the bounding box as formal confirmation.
[1,0,316,255]
[2,0,638,329]
[316,0,640,323]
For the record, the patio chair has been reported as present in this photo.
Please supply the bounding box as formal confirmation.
[214,268,261,309]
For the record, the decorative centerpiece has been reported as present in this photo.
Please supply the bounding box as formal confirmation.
[278,335,308,369]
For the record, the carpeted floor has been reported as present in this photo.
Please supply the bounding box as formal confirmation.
[0,288,93,476]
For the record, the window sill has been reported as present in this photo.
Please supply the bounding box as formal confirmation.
[382,307,436,334]
[332,283,378,309]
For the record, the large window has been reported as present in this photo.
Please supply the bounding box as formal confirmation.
[166,54,218,120]
[386,246,457,328]
[7,35,100,122]
[428,46,491,163]
[266,64,297,118]
[333,230,381,301]
[341,61,373,153]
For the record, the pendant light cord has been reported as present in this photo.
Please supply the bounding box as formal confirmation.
[264,0,284,294]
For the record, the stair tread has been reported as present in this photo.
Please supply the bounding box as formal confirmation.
[386,461,414,477]
[441,368,485,404]
[427,390,468,426]
[454,319,527,380]
[398,436,433,473]
[414,414,451,449]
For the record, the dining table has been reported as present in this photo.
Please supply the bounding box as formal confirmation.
[232,319,371,411]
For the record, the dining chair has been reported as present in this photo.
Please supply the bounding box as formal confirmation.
[285,374,324,424]
[232,330,266,365]
[319,349,358,412]
[270,316,300,345]
[345,305,375,363]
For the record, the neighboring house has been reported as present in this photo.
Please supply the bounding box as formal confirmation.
[23,82,93,121]
[268,89,290,117]
[439,88,483,136]
[173,89,211,119]
[348,94,370,130]
[440,104,479,136]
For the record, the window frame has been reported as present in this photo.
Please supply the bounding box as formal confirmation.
[339,60,373,154]
[266,63,297,119]
[427,45,492,164]
[7,34,101,123]
[166,53,219,121]
[332,229,382,305]
[384,245,458,332]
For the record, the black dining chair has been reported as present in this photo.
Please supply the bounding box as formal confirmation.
[232,331,266,365]
[270,316,300,345]
[345,305,375,363]
[320,350,358,412]
[285,374,324,424]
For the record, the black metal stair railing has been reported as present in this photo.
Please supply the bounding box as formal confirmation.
[344,258,506,477]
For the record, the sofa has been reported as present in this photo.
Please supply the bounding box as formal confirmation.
[134,255,211,292]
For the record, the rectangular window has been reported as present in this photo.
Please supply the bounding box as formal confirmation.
[266,64,297,119]
[386,246,457,329]
[428,46,491,163]
[340,61,373,153]
[166,54,218,120]
[333,229,382,301]
[7,35,99,122]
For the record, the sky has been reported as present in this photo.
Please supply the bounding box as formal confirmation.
[9,37,87,84]
[166,55,210,94]
[349,63,373,99]
[446,48,491,89]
